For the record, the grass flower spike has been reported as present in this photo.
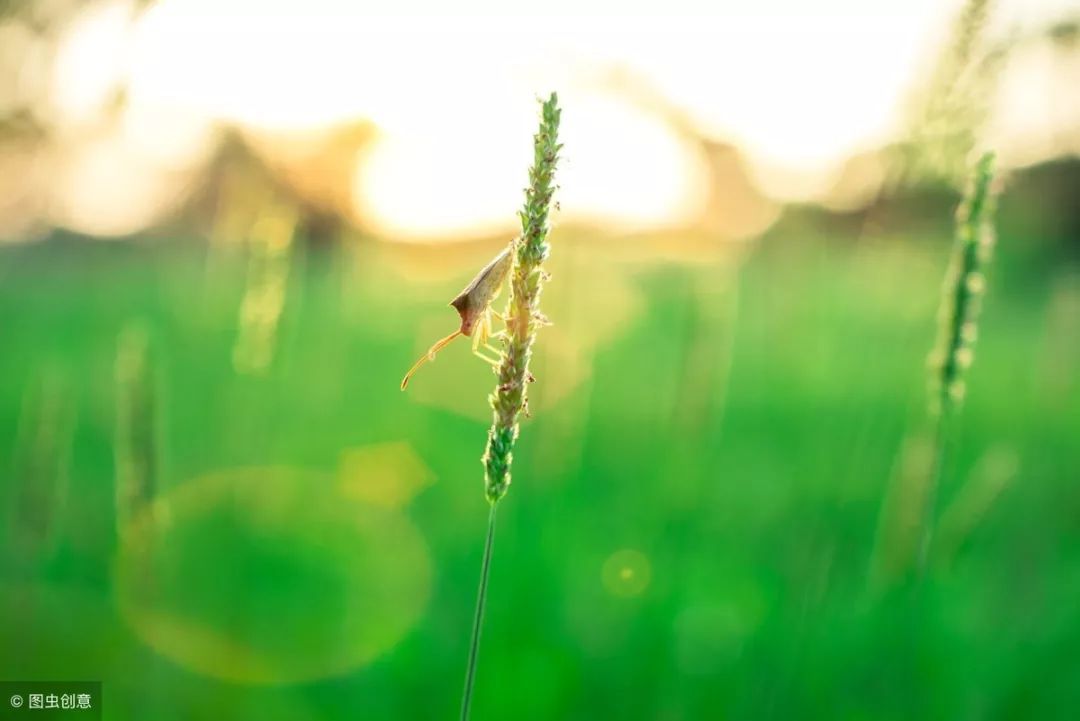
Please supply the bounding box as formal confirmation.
[930,151,998,415]
[482,93,562,504]
[915,150,999,574]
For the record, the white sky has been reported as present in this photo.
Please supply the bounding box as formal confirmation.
[42,0,1080,238]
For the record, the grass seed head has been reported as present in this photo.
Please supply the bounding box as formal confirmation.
[931,151,999,415]
[481,93,562,504]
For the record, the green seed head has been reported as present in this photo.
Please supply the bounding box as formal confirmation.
[481,93,562,504]
[930,151,999,415]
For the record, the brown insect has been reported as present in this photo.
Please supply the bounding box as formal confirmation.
[400,242,515,390]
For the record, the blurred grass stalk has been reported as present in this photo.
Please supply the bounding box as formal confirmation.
[115,325,159,537]
[461,93,562,721]
[6,369,75,564]
[232,202,298,375]
[919,151,999,571]
[933,445,1019,569]
[894,0,1006,187]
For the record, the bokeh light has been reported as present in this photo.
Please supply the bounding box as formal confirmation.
[602,548,652,598]
[115,467,431,684]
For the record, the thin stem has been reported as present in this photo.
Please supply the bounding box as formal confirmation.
[918,412,951,574]
[460,502,498,721]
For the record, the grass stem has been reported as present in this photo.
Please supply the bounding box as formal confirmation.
[918,412,951,573]
[460,503,497,721]
[460,91,561,720]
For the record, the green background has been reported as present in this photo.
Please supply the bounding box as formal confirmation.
[1,183,1079,719]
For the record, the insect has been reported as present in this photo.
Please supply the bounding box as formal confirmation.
[400,242,515,390]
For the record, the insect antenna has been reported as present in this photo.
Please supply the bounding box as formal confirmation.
[400,329,463,390]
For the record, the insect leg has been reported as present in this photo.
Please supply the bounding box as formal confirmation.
[472,350,502,367]
[400,329,462,390]
[470,310,502,366]
[471,310,491,353]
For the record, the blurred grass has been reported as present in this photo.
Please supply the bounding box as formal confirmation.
[1,218,1079,720]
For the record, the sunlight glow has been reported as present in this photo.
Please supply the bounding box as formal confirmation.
[50,131,193,237]
[355,92,707,238]
[43,0,1078,238]
[51,1,133,127]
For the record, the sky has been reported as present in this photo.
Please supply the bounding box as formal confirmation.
[34,0,1080,238]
